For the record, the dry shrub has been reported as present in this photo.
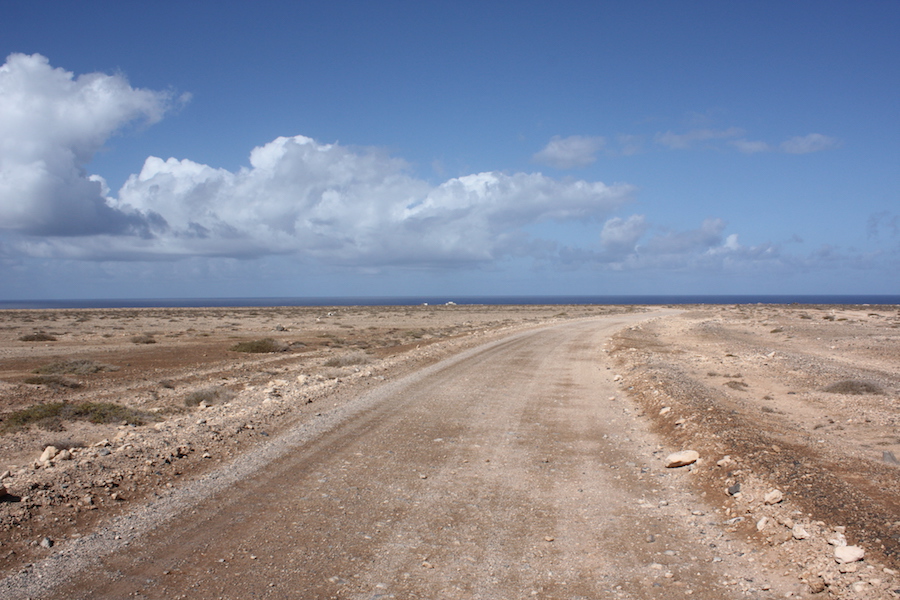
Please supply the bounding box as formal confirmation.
[184,386,235,407]
[23,375,82,388]
[724,380,749,391]
[1,401,153,432]
[230,338,286,353]
[34,359,119,375]
[19,332,57,342]
[131,334,157,344]
[822,380,882,395]
[323,351,371,368]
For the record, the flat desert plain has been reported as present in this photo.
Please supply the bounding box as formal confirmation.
[0,303,897,599]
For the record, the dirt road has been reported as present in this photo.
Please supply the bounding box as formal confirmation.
[4,313,804,598]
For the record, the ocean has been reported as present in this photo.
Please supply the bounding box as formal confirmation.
[0,295,898,310]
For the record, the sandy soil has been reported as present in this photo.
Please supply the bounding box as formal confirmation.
[0,303,898,598]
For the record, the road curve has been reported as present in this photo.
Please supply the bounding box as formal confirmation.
[7,312,794,599]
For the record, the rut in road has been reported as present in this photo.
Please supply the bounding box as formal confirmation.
[20,315,793,599]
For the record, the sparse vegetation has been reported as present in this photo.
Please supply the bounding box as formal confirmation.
[724,380,749,390]
[131,334,157,344]
[184,386,235,407]
[33,359,119,375]
[23,375,82,388]
[229,338,286,353]
[822,380,882,395]
[19,332,57,342]
[1,401,154,432]
[323,351,371,368]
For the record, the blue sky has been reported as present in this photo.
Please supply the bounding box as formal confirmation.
[1,1,898,300]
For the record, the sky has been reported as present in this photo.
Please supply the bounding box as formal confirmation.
[1,1,898,300]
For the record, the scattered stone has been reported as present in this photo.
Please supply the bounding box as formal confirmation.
[646,534,656,543]
[716,455,733,467]
[806,575,826,594]
[0,484,7,497]
[792,524,811,540]
[727,483,741,496]
[39,537,53,549]
[756,516,769,531]
[883,450,900,465]
[834,545,865,564]
[665,450,699,468]
[659,406,671,416]
[764,489,784,505]
[56,449,72,461]
[39,446,58,464]
[827,532,847,547]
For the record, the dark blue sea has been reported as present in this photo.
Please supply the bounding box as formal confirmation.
[0,295,898,309]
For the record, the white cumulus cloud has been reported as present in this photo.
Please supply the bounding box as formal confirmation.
[0,53,174,236]
[114,135,635,265]
[0,56,637,267]
[600,215,647,255]
[532,135,605,169]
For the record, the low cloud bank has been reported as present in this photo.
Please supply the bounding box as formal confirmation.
[0,54,634,267]
[1,55,857,279]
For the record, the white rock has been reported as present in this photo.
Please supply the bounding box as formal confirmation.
[828,532,847,547]
[665,450,699,468]
[56,449,72,461]
[659,406,671,415]
[764,489,784,505]
[792,524,811,540]
[834,545,865,564]
[756,517,769,531]
[39,446,58,463]
[716,455,733,467]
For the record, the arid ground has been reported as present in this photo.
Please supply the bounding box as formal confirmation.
[0,303,898,599]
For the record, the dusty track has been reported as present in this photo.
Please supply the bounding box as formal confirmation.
[2,312,810,599]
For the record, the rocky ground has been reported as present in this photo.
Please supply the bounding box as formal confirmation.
[610,304,900,598]
[0,302,898,598]
[0,303,624,579]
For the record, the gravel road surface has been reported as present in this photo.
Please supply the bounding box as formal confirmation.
[3,313,801,599]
